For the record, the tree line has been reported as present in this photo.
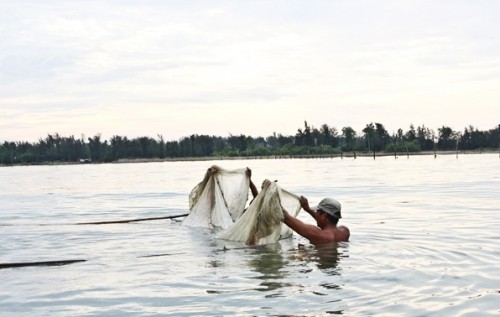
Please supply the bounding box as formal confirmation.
[1,122,499,165]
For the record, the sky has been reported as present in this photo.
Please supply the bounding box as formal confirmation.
[1,0,500,143]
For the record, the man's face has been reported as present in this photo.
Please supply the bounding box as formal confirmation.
[316,210,327,225]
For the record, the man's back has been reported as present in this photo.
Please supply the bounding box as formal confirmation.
[308,224,350,245]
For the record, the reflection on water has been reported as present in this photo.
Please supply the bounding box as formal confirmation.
[313,242,345,274]
[291,242,346,280]
[246,240,348,299]
[248,244,291,293]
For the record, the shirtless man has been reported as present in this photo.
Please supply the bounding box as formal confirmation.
[282,196,350,245]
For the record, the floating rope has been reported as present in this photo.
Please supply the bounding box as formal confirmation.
[76,213,188,225]
[0,259,86,269]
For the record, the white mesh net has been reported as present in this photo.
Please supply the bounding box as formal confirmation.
[217,180,301,245]
[183,166,301,245]
[182,166,250,229]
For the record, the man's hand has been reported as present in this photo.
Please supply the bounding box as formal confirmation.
[300,196,318,220]
[246,167,252,177]
[299,196,310,210]
[208,165,218,175]
[261,179,270,189]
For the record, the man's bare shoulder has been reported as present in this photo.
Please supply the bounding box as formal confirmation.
[337,225,350,241]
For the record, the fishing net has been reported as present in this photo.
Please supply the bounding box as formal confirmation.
[182,166,250,229]
[217,179,301,245]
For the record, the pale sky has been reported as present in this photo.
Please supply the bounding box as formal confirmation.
[1,0,499,143]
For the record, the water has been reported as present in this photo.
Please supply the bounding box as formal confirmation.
[1,154,499,316]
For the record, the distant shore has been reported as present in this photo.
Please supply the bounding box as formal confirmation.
[114,149,499,164]
[3,149,497,167]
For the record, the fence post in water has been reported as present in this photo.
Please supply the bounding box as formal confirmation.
[393,133,397,159]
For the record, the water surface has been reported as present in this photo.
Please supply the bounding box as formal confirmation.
[1,154,499,316]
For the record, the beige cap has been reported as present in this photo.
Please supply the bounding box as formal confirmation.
[315,197,342,219]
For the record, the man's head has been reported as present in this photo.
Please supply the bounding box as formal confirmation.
[315,198,342,224]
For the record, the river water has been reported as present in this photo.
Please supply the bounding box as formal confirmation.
[1,154,499,316]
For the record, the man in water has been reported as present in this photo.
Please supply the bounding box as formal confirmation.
[282,196,350,244]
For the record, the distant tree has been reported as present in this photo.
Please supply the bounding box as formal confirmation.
[15,141,36,163]
[490,125,500,149]
[311,126,321,147]
[374,123,389,151]
[295,121,314,146]
[405,124,417,142]
[461,126,474,150]
[165,140,180,157]
[137,136,156,158]
[59,135,86,161]
[178,136,193,157]
[245,136,255,154]
[110,135,127,160]
[416,125,435,151]
[468,126,487,149]
[88,134,106,162]
[0,141,16,164]
[362,123,375,152]
[212,136,226,154]
[41,134,58,161]
[341,126,357,151]
[303,121,313,146]
[196,135,214,156]
[157,134,166,159]
[397,128,404,140]
[252,136,267,148]
[317,123,338,147]
[227,134,248,154]
[437,126,455,150]
[4,121,500,165]
[266,132,279,149]
[277,133,293,147]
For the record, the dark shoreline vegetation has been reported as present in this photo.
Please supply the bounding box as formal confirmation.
[1,121,499,166]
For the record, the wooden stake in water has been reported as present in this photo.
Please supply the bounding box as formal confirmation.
[393,134,397,159]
